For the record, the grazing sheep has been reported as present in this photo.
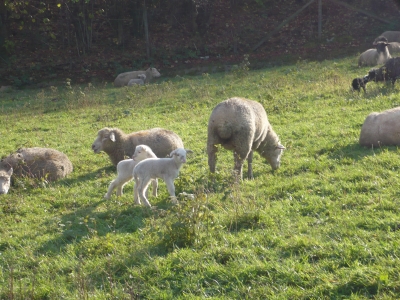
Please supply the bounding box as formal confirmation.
[373,36,400,55]
[104,144,157,200]
[207,97,285,180]
[358,42,391,67]
[133,148,192,207]
[92,127,184,166]
[0,147,73,183]
[351,75,370,92]
[0,168,13,194]
[114,67,161,87]
[368,57,400,86]
[127,74,146,86]
[374,31,400,44]
[359,106,400,147]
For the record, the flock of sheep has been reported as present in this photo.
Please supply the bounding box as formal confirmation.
[1,31,400,202]
[352,30,400,148]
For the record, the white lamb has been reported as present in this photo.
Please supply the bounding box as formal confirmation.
[104,145,157,199]
[0,168,13,195]
[127,74,146,86]
[133,148,192,207]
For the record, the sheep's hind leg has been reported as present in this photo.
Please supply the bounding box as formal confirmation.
[151,179,158,197]
[247,150,254,180]
[139,179,152,207]
[207,144,218,173]
[233,151,245,180]
[104,180,118,199]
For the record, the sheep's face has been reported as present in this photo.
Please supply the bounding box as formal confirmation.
[92,128,115,153]
[170,148,190,164]
[0,168,13,195]
[375,42,389,54]
[261,144,285,170]
[149,68,161,78]
[138,74,146,80]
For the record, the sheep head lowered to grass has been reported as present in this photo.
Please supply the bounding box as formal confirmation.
[207,97,285,180]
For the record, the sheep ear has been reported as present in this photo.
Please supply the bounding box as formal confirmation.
[7,168,13,176]
[109,132,116,142]
[169,149,177,157]
[185,149,193,154]
[276,144,285,150]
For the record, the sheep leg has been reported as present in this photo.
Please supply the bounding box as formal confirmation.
[207,144,218,173]
[233,151,245,180]
[165,178,178,204]
[247,150,254,180]
[133,180,140,205]
[151,179,158,197]
[104,179,119,199]
[138,178,152,207]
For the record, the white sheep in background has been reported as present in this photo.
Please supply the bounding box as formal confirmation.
[359,106,400,147]
[358,42,391,67]
[104,145,157,200]
[0,168,13,194]
[0,147,73,182]
[374,31,400,43]
[127,74,146,86]
[91,127,184,166]
[207,97,285,180]
[114,67,161,87]
[133,148,192,207]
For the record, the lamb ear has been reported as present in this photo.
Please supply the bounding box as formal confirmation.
[185,149,193,154]
[169,149,177,157]
[276,144,285,150]
[109,132,116,142]
[7,168,13,176]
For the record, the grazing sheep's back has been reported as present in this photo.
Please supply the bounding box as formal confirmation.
[92,127,184,166]
[207,97,284,179]
[114,68,161,87]
[0,147,73,181]
[359,107,400,147]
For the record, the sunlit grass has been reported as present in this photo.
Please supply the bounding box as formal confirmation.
[1,56,400,298]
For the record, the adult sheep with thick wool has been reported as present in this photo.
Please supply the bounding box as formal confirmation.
[359,106,400,147]
[358,42,391,67]
[207,97,285,180]
[91,127,184,166]
[104,144,158,200]
[373,35,400,55]
[0,147,73,185]
[114,67,160,87]
[133,148,192,207]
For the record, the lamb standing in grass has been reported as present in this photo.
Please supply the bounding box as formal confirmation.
[104,145,158,199]
[207,97,285,180]
[92,127,184,166]
[133,148,192,207]
[358,42,391,67]
[114,67,161,87]
[359,106,400,147]
[127,74,146,86]
[0,147,73,184]
[0,168,13,194]
[368,57,400,86]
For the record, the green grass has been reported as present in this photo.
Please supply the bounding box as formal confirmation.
[1,56,400,299]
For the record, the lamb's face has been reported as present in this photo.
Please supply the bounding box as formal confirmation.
[261,144,285,170]
[132,145,152,161]
[170,148,189,164]
[138,74,146,80]
[0,168,13,195]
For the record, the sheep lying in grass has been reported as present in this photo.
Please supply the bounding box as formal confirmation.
[373,36,400,55]
[104,145,157,199]
[133,148,192,207]
[368,57,400,86]
[359,106,400,147]
[0,168,13,194]
[351,75,370,92]
[207,97,285,180]
[127,74,146,86]
[114,67,160,87]
[0,147,73,190]
[358,42,391,67]
[92,127,184,166]
[374,31,400,43]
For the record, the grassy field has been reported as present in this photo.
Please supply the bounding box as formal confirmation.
[1,55,400,299]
